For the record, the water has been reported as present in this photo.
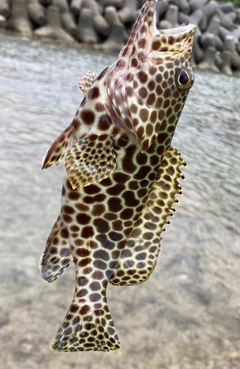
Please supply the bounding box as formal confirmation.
[0,33,240,369]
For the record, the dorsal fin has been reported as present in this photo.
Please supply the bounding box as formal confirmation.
[78,70,97,96]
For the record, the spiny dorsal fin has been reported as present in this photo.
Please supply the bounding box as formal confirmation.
[78,70,97,96]
[42,124,76,169]
[65,134,116,189]
[109,145,186,286]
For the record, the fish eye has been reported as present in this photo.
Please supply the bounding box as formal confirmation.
[175,68,193,92]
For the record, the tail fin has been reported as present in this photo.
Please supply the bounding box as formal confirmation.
[51,288,120,352]
[39,214,72,283]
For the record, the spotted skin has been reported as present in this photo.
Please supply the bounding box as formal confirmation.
[40,0,196,352]
[110,146,186,286]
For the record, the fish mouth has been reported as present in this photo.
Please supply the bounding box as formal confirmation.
[160,24,197,38]
[141,0,197,56]
[147,23,197,60]
[120,0,196,61]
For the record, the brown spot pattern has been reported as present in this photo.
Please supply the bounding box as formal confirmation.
[40,0,195,354]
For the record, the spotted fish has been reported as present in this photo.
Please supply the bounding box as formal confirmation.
[40,0,196,352]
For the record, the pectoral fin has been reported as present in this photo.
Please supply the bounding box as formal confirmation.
[78,70,97,96]
[65,134,117,189]
[43,70,97,169]
[109,146,186,286]
[42,124,76,169]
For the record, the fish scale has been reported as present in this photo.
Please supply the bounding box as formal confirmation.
[40,0,196,352]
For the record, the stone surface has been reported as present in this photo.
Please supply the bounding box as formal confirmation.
[0,13,6,27]
[1,0,240,76]
[27,1,46,26]
[10,0,32,36]
[77,7,98,44]
[34,5,76,44]
[70,0,83,16]
[117,0,138,24]
[61,10,77,37]
[0,0,10,18]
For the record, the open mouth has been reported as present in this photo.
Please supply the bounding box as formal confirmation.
[160,24,197,35]
[148,23,197,57]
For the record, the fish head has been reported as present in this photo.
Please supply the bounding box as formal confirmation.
[112,0,197,151]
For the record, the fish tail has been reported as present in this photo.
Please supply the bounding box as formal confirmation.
[51,290,120,352]
[39,215,72,283]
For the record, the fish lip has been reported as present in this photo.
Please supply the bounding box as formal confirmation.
[158,23,197,36]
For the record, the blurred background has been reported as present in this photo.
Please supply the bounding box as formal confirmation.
[1,0,240,75]
[0,10,240,369]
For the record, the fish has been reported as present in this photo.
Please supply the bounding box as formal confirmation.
[40,0,196,352]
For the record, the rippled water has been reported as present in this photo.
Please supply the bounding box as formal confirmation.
[0,33,240,369]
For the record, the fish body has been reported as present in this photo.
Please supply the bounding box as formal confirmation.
[40,0,196,352]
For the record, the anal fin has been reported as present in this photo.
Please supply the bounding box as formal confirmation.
[109,146,186,286]
[65,134,116,189]
[39,214,72,283]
